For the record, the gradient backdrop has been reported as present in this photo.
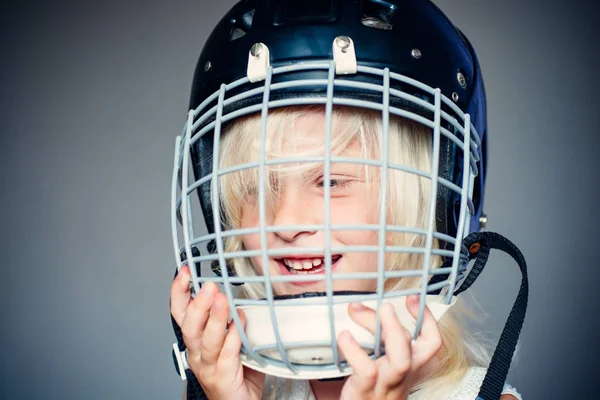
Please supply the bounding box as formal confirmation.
[1,0,599,398]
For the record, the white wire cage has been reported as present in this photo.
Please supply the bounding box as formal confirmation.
[171,59,480,379]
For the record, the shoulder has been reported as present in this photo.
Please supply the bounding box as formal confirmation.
[499,380,523,400]
[446,366,523,400]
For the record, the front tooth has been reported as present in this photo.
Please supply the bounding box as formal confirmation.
[303,260,313,270]
[291,260,304,270]
[312,259,321,267]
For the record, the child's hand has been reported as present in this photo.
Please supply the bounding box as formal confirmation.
[170,266,265,400]
[337,295,443,400]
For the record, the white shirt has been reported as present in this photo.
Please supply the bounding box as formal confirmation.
[261,367,522,400]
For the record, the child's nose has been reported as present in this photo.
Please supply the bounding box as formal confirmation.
[272,190,319,241]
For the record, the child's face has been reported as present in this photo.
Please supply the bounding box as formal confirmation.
[240,113,381,296]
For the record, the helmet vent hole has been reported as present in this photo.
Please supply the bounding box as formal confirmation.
[361,0,397,31]
[229,9,255,41]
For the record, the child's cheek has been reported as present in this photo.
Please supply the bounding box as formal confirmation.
[249,255,264,274]
[332,196,374,222]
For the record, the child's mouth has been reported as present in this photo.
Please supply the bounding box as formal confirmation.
[275,255,342,275]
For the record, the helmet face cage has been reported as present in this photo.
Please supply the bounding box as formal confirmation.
[172,0,486,379]
[171,61,480,379]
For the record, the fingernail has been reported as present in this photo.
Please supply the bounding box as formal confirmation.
[383,302,395,315]
[178,267,189,279]
[213,299,224,310]
[338,330,353,344]
[350,302,367,311]
[201,282,215,297]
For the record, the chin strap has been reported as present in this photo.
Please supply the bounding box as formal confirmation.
[171,231,528,400]
[456,232,529,400]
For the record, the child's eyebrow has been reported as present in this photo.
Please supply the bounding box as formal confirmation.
[295,161,365,181]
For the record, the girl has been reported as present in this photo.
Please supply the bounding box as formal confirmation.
[170,1,527,399]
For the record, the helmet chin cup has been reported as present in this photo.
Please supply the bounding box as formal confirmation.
[239,294,456,380]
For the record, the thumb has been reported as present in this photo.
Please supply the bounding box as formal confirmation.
[243,366,266,394]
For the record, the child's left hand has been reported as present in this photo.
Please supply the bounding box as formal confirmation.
[337,295,442,400]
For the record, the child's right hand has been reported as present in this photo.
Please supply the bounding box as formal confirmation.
[170,266,266,400]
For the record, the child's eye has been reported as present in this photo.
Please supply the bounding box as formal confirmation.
[317,178,353,189]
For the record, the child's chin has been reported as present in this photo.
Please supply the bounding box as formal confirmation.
[272,282,324,297]
[274,282,372,297]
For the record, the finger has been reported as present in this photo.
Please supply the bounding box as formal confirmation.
[180,281,218,352]
[170,266,192,326]
[217,309,247,369]
[200,292,231,365]
[220,309,267,391]
[406,295,443,368]
[379,303,412,383]
[337,330,378,394]
[347,302,378,335]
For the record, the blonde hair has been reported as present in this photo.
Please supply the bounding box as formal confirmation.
[216,105,488,396]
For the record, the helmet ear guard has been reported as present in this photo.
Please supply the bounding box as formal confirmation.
[170,1,527,399]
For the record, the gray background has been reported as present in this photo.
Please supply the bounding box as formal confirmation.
[1,0,598,398]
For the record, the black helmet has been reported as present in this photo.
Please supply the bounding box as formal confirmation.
[188,0,487,241]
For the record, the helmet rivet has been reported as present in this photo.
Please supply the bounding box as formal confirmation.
[411,48,422,59]
[250,43,263,58]
[457,72,467,89]
[452,92,459,102]
[335,36,351,53]
[204,61,212,72]
[469,243,481,254]
[479,214,488,229]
